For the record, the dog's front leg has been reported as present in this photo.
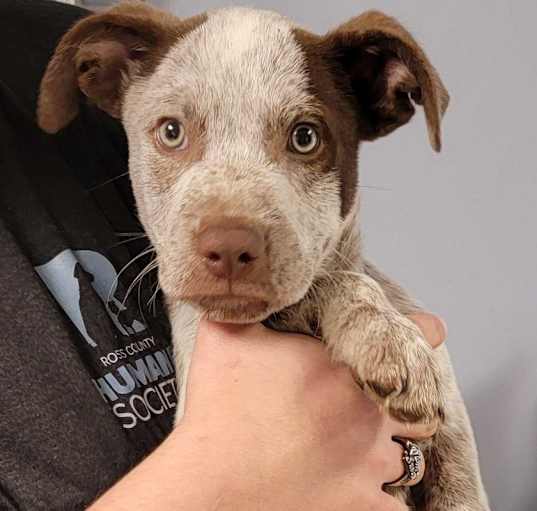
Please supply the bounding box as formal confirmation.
[363,260,490,511]
[320,271,444,424]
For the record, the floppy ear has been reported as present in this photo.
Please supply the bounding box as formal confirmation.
[37,1,198,133]
[323,11,449,151]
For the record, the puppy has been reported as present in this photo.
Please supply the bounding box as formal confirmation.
[38,2,490,509]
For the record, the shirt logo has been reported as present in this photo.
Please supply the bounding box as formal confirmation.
[35,249,146,347]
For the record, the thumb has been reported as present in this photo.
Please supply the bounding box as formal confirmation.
[185,320,265,412]
[407,313,447,349]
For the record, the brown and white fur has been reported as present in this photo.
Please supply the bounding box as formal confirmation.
[37,2,489,509]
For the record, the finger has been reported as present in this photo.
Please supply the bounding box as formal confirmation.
[407,312,447,349]
[388,416,439,440]
[381,436,411,485]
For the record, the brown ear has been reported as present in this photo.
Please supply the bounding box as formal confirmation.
[323,11,449,152]
[37,1,199,133]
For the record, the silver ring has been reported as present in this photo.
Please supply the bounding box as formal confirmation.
[386,438,425,487]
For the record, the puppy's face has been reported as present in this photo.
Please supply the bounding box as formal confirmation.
[38,4,448,322]
[124,9,357,321]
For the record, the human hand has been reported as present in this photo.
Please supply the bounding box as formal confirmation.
[179,312,446,510]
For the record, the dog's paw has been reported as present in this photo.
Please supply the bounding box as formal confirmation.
[350,312,444,423]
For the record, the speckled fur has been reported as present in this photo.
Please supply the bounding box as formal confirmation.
[37,2,489,510]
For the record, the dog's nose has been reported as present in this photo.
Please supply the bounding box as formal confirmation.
[197,224,265,280]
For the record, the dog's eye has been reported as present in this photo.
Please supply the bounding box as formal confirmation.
[156,118,187,150]
[290,124,320,154]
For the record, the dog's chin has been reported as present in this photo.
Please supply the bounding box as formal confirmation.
[184,295,274,323]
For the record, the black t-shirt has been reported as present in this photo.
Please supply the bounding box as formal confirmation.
[0,1,176,508]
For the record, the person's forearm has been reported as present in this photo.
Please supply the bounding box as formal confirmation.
[88,315,445,510]
[88,424,228,511]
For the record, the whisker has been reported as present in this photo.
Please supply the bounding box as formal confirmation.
[108,246,156,304]
[122,257,158,307]
[88,171,129,191]
[147,280,162,316]
[112,233,149,248]
[116,231,145,238]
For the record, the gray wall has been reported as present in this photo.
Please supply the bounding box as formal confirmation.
[155,1,537,508]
